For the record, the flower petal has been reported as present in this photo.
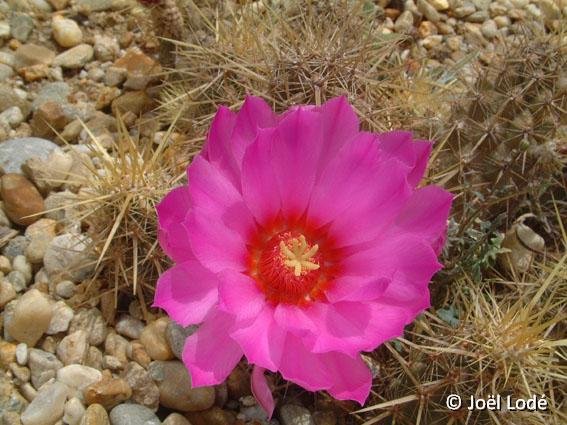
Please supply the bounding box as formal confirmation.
[320,351,372,404]
[156,186,193,262]
[230,305,286,372]
[182,310,243,386]
[231,96,278,166]
[217,270,265,321]
[325,276,390,303]
[241,128,282,225]
[251,366,275,419]
[271,107,324,218]
[376,131,432,186]
[153,260,219,327]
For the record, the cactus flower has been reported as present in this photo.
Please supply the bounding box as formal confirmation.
[154,96,452,417]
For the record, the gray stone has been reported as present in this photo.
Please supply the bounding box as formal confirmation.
[108,404,161,425]
[43,233,96,282]
[2,236,30,261]
[20,381,67,425]
[16,343,28,365]
[0,63,14,81]
[115,315,145,340]
[466,10,489,22]
[5,289,53,347]
[55,280,76,299]
[417,0,442,22]
[57,364,102,395]
[123,362,160,410]
[53,44,93,69]
[0,106,24,127]
[47,301,74,334]
[32,82,71,110]
[0,137,61,174]
[28,348,63,389]
[76,0,114,14]
[394,11,414,34]
[10,14,34,42]
[57,330,89,365]
[0,84,31,116]
[69,308,107,346]
[280,405,315,425]
[165,321,197,361]
[63,397,85,425]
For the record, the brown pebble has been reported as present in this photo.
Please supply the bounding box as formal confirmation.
[84,374,132,410]
[0,174,44,226]
[140,317,174,361]
[80,403,110,425]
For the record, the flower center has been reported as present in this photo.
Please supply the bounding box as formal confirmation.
[248,224,336,305]
[279,234,320,277]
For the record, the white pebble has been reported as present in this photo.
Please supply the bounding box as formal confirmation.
[52,16,83,48]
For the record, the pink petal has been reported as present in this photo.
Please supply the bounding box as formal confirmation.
[230,305,286,372]
[202,106,240,186]
[317,96,360,171]
[320,351,372,404]
[156,186,194,262]
[153,260,219,326]
[182,310,243,386]
[217,270,265,321]
[188,156,255,238]
[393,185,453,251]
[327,158,412,247]
[325,276,390,303]
[241,128,282,225]
[271,107,324,218]
[251,366,275,419]
[376,131,432,186]
[231,96,278,166]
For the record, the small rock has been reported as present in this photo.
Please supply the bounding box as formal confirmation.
[0,107,24,128]
[30,100,71,139]
[48,0,70,10]
[80,403,110,425]
[111,91,153,116]
[165,322,197,361]
[0,255,11,272]
[150,360,215,412]
[56,280,76,298]
[2,236,29,262]
[16,343,28,365]
[428,0,449,10]
[47,301,74,334]
[109,404,161,425]
[76,0,115,14]
[417,20,438,38]
[28,348,63,389]
[85,346,103,370]
[0,85,31,117]
[0,174,44,226]
[6,289,52,347]
[280,405,315,425]
[394,11,414,33]
[0,63,14,81]
[10,363,31,383]
[116,315,145,340]
[185,407,235,425]
[24,218,58,264]
[57,330,89,365]
[0,21,10,39]
[20,381,67,425]
[52,16,83,48]
[70,308,107,346]
[0,137,60,174]
[53,44,93,69]
[57,364,102,394]
[0,340,16,367]
[140,318,174,361]
[63,397,86,425]
[466,10,489,22]
[126,341,151,368]
[162,413,191,425]
[0,279,16,307]
[417,0,441,22]
[43,233,96,282]
[83,374,131,410]
[536,0,561,21]
[15,44,55,70]
[102,355,122,370]
[104,332,128,364]
[481,19,498,39]
[10,14,34,43]
[113,48,161,90]
[93,35,120,62]
[104,67,127,87]
[123,362,160,410]
[23,149,74,194]
[7,270,27,292]
[453,4,476,17]
[12,255,32,282]
[32,83,70,110]
[493,15,511,28]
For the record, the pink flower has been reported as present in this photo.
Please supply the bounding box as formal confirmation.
[154,96,452,416]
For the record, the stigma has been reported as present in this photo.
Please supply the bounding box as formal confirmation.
[279,235,320,277]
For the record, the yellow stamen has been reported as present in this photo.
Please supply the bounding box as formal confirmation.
[279,234,320,277]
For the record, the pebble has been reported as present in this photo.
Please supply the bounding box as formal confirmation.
[85,346,102,370]
[30,101,71,139]
[0,174,44,226]
[10,363,31,383]
[165,322,197,361]
[28,348,63,389]
[57,364,102,395]
[57,330,89,365]
[20,381,67,425]
[104,332,129,364]
[80,403,110,425]
[0,340,17,366]
[140,318,174,361]
[24,218,58,264]
[0,21,10,39]
[49,0,70,10]
[109,404,161,425]
[0,85,31,118]
[149,360,215,412]
[394,11,414,34]
[16,343,28,365]
[55,280,76,298]
[127,341,151,368]
[280,405,315,425]
[115,315,145,340]
[76,0,115,14]
[0,279,16,307]
[23,149,74,194]
[466,10,490,22]
[185,406,235,425]
[417,0,442,22]
[454,4,476,17]
[0,107,24,128]
[32,83,70,110]
[113,48,162,90]
[102,355,123,370]
[63,397,86,425]
[428,0,449,10]
[93,35,120,62]
[10,14,34,43]
[47,301,74,334]
[54,44,94,69]
[0,255,11,273]
[52,16,83,48]
[0,137,60,174]
[7,270,28,292]
[0,63,14,81]
[13,256,32,283]
[123,362,160,410]
[162,414,191,425]
[70,308,107,346]
[43,233,96,282]
[83,374,131,410]
[5,289,52,347]
[481,19,499,39]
